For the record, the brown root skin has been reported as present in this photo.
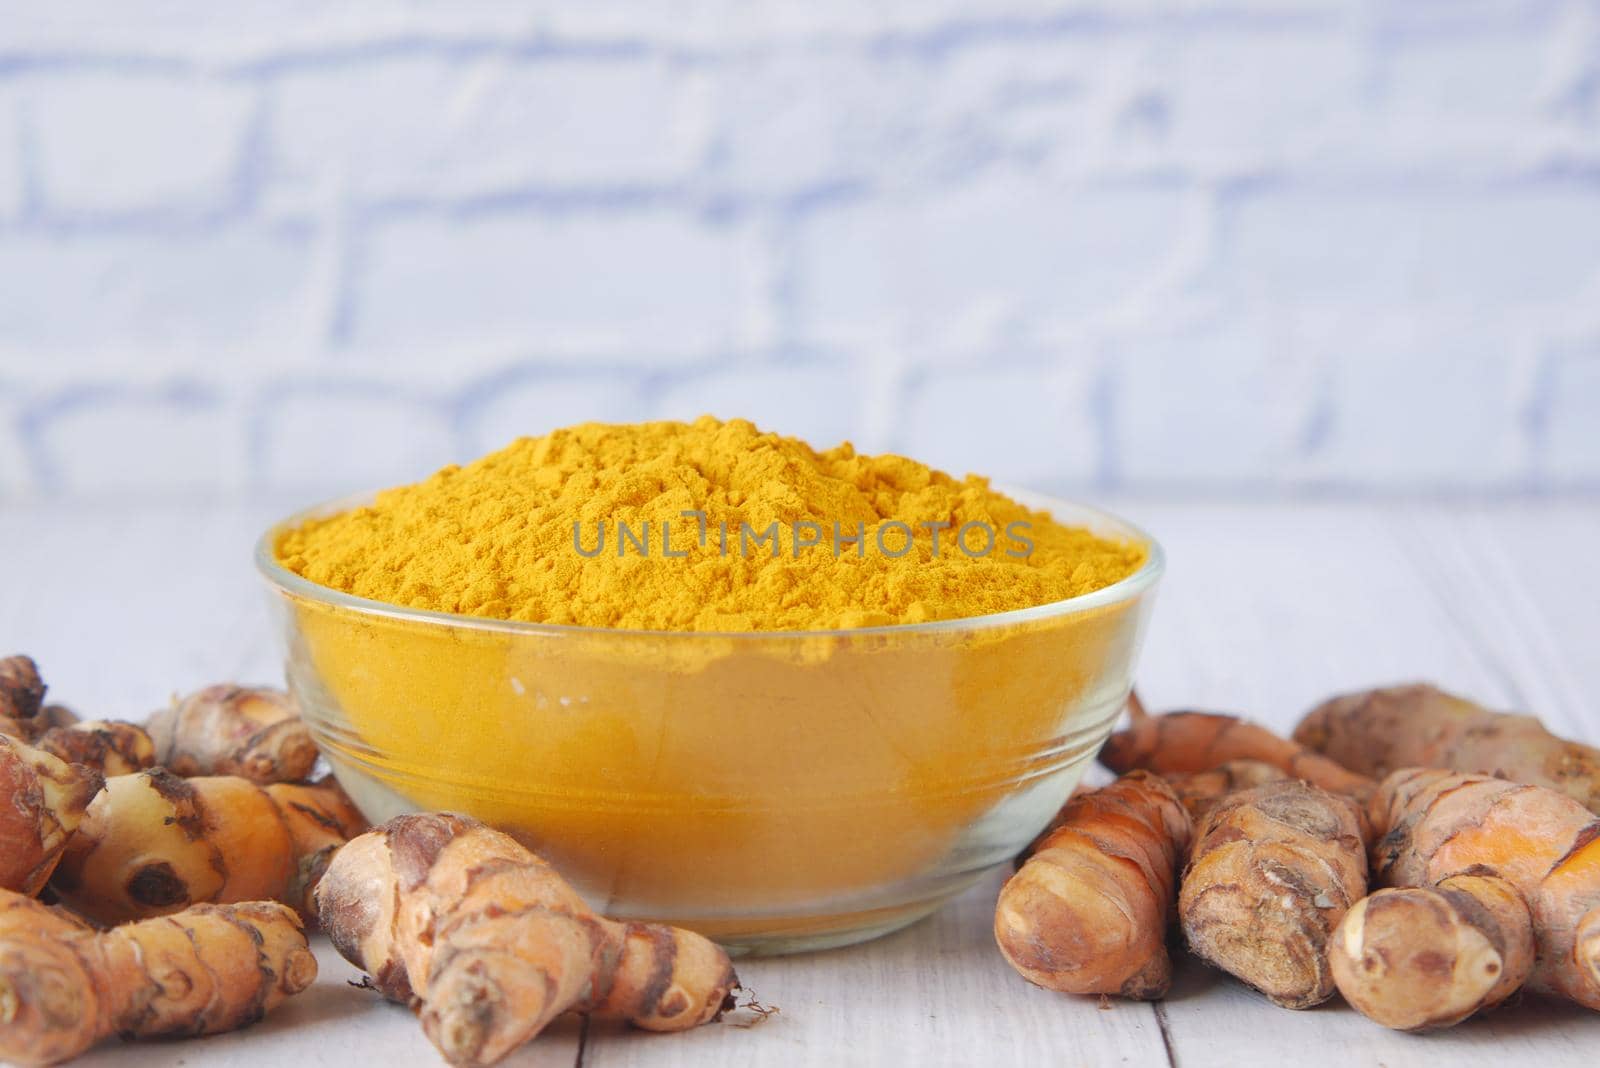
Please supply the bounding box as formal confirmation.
[1125,689,1148,724]
[1297,683,1600,815]
[1179,780,1368,1009]
[0,889,315,1066]
[36,706,78,732]
[1170,760,1289,825]
[316,813,739,1068]
[0,655,152,775]
[268,778,369,917]
[997,771,1192,999]
[1100,709,1376,802]
[146,685,318,784]
[33,721,156,776]
[1331,874,1535,1032]
[1580,908,1600,992]
[49,769,365,925]
[1370,767,1600,1009]
[0,656,48,740]
[0,736,104,896]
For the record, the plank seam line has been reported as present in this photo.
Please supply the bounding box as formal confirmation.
[1461,511,1591,734]
[576,1012,591,1068]
[1153,998,1179,1068]
[1388,509,1529,710]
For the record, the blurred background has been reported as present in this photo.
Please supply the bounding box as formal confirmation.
[1,0,1598,503]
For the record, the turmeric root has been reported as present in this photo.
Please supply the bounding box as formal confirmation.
[0,889,315,1066]
[1179,780,1368,1008]
[1296,683,1600,815]
[146,684,318,784]
[0,656,48,740]
[317,813,738,1067]
[49,768,365,924]
[996,771,1192,999]
[1101,709,1376,801]
[0,736,103,896]
[36,705,78,732]
[1170,759,1288,823]
[1371,768,1600,1009]
[32,721,155,776]
[1331,873,1534,1031]
[1126,688,1148,723]
[0,656,148,774]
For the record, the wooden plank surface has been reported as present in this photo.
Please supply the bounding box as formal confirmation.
[1,499,1597,1067]
[586,866,1167,1068]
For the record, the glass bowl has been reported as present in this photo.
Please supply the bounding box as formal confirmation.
[256,491,1162,956]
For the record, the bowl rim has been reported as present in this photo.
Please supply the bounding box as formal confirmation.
[254,486,1164,640]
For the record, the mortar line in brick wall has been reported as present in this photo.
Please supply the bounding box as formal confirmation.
[322,176,882,224]
[295,165,1554,233]
[0,5,1356,81]
[863,5,1339,59]
[0,38,660,80]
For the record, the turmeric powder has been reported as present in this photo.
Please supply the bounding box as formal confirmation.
[276,418,1145,632]
[266,419,1157,947]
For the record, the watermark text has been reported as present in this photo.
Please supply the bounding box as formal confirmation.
[572,511,1034,559]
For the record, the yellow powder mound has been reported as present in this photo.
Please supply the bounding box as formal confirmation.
[275,417,1147,631]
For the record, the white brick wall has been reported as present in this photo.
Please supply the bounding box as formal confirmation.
[0,90,24,222]
[32,384,245,497]
[1543,338,1600,488]
[29,74,258,217]
[257,384,455,495]
[350,208,762,356]
[0,0,1597,502]
[266,56,709,200]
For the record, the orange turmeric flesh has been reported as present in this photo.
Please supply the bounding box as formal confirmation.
[266,419,1158,946]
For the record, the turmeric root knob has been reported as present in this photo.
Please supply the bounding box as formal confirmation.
[996,771,1192,999]
[1178,780,1368,1009]
[0,736,103,896]
[1296,683,1600,815]
[1330,874,1535,1031]
[1581,911,1600,994]
[147,685,318,784]
[317,814,738,1067]
[1371,768,1600,1009]
[0,656,48,740]
[32,721,156,776]
[1101,709,1376,802]
[0,890,315,1066]
[49,769,365,924]
[1169,759,1288,823]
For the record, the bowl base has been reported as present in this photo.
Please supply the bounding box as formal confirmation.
[628,870,990,957]
[718,900,945,957]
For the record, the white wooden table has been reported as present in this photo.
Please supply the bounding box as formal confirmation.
[3,498,1598,1067]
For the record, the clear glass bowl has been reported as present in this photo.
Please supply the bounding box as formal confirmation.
[256,491,1162,955]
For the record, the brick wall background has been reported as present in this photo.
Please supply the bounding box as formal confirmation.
[1,0,1598,502]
